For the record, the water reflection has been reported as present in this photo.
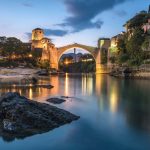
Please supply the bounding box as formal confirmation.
[109,80,119,114]
[65,73,69,95]
[0,74,150,134]
[82,74,94,96]
[120,80,150,132]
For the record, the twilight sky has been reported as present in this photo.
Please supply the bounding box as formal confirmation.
[0,0,149,47]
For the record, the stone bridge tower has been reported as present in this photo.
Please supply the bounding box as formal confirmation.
[31,28,58,69]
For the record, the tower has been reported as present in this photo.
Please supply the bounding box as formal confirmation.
[148,5,150,13]
[32,28,44,41]
[31,28,58,69]
[31,28,44,50]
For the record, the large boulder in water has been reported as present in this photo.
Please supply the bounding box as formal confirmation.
[47,98,66,104]
[0,92,79,141]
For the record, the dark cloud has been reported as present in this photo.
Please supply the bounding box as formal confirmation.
[25,29,68,38]
[44,29,68,36]
[58,0,129,32]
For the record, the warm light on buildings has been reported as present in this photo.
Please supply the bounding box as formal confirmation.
[82,58,93,62]
[29,54,32,58]
[64,60,69,65]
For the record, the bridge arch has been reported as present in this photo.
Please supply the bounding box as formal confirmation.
[57,48,96,64]
[57,43,97,64]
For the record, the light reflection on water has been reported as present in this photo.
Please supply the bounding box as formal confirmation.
[0,74,150,150]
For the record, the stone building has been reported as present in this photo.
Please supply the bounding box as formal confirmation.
[110,32,125,48]
[31,28,58,69]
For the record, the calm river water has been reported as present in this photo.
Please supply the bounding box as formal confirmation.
[0,74,150,150]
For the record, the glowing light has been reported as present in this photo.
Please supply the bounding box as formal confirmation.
[65,73,69,95]
[64,60,69,65]
[29,54,32,58]
[81,75,93,96]
[110,92,118,113]
[100,40,105,47]
[29,88,33,99]
[82,58,93,62]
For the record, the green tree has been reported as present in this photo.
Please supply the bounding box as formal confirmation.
[126,29,145,65]
[2,37,22,60]
[127,11,150,29]
[142,36,150,51]
[39,60,50,70]
[117,34,128,54]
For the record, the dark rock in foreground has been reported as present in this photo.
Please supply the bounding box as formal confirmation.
[47,98,66,104]
[61,96,71,98]
[0,92,79,141]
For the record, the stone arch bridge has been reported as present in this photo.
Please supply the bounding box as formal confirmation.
[57,43,97,61]
[49,41,111,73]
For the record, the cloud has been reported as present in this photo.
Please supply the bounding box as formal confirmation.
[25,32,32,39]
[22,2,33,7]
[58,0,129,32]
[44,29,68,36]
[113,10,127,17]
[25,29,68,38]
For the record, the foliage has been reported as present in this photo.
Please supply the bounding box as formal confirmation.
[117,34,128,54]
[116,25,148,66]
[109,56,117,64]
[0,36,38,67]
[59,54,95,73]
[126,28,145,65]
[38,60,50,70]
[2,37,22,59]
[118,53,129,64]
[109,46,118,53]
[142,36,150,50]
[0,36,32,61]
[116,9,150,66]
[126,12,150,29]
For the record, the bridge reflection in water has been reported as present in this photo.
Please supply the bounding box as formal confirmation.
[0,74,119,114]
[1,73,150,150]
[0,74,150,134]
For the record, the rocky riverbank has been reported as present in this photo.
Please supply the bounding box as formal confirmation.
[0,92,79,141]
[110,65,150,79]
[0,68,39,84]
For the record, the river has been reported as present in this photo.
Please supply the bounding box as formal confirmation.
[0,74,150,150]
